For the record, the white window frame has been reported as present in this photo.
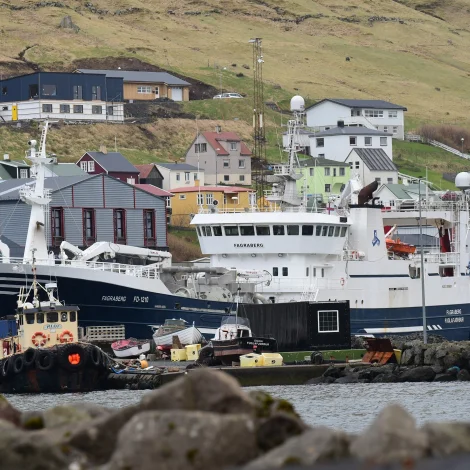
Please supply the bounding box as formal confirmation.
[179,194,186,200]
[364,137,372,146]
[223,159,230,168]
[127,177,135,185]
[88,161,95,172]
[80,161,88,172]
[383,127,388,133]
[364,109,384,118]
[223,175,230,182]
[206,193,214,205]
[239,175,245,182]
[324,167,330,176]
[184,172,190,182]
[176,173,180,181]
[137,86,152,94]
[230,142,237,151]
[349,137,357,146]
[339,167,345,176]
[380,137,388,146]
[238,159,245,169]
[325,184,331,193]
[393,126,398,134]
[20,169,28,178]
[388,110,398,118]
[166,197,171,208]
[316,138,324,148]
[195,143,207,153]
[318,310,339,333]
[197,193,204,205]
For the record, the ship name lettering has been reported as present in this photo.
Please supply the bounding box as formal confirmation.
[102,296,127,302]
[233,243,263,248]
[133,296,149,303]
[446,309,462,315]
[445,317,464,323]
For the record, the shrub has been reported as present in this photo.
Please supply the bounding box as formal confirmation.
[419,124,470,152]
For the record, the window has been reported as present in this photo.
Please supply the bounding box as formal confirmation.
[256,226,270,235]
[194,173,198,180]
[1,87,7,95]
[387,177,393,184]
[80,161,87,172]
[273,267,279,277]
[137,86,152,94]
[339,167,345,176]
[240,175,245,182]
[230,142,237,151]
[282,267,288,277]
[184,172,190,181]
[355,161,359,169]
[340,226,347,237]
[37,313,44,324]
[351,109,361,117]
[224,226,239,236]
[318,154,325,158]
[324,167,330,176]
[113,209,126,243]
[375,178,381,185]
[203,226,212,236]
[306,267,309,277]
[197,193,204,205]
[364,109,384,118]
[334,226,340,237]
[83,209,96,245]
[92,105,102,114]
[213,226,222,236]
[328,226,334,237]
[176,173,180,181]
[195,143,207,153]
[393,126,398,134]
[70,311,77,322]
[47,312,59,323]
[287,225,299,235]
[380,137,387,146]
[205,193,213,205]
[302,225,314,235]
[316,138,324,148]
[60,104,70,113]
[42,85,56,96]
[42,104,52,113]
[365,137,372,146]
[318,310,339,333]
[325,184,331,193]
[223,159,230,168]
[333,168,337,177]
[388,110,398,118]
[73,85,83,100]
[273,225,285,235]
[143,210,156,247]
[91,85,101,100]
[238,159,245,168]
[20,169,28,179]
[383,127,388,133]
[349,137,357,146]
[224,175,229,182]
[322,226,328,236]
[309,168,314,177]
[316,225,322,236]
[240,226,255,236]
[249,192,256,206]
[51,208,64,246]
[349,162,353,169]
[179,194,186,200]
[107,106,114,116]
[88,161,95,172]
[73,105,83,113]
[165,197,171,208]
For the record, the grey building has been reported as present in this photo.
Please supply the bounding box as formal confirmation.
[0,157,30,180]
[0,174,168,257]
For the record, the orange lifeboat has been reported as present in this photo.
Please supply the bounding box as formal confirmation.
[386,237,416,255]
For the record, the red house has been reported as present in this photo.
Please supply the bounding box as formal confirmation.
[76,150,140,184]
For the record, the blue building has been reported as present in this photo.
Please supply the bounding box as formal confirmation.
[0,72,124,122]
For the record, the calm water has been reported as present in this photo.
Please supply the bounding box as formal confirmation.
[5,383,470,433]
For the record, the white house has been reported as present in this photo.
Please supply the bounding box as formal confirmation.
[345,148,398,187]
[156,163,205,191]
[305,99,407,140]
[374,183,436,207]
[309,125,393,162]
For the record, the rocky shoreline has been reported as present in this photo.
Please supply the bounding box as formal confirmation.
[1,368,470,469]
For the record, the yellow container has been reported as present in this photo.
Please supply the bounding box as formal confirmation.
[261,353,283,367]
[240,353,262,367]
[394,349,402,364]
[185,344,200,360]
[171,348,187,362]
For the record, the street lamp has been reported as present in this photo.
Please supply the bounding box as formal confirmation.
[418,178,427,344]
[461,137,465,156]
[219,67,227,95]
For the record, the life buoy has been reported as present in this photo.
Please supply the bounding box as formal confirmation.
[59,330,74,344]
[31,332,47,347]
[340,278,345,287]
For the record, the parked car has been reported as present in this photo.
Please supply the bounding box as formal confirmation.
[213,93,243,99]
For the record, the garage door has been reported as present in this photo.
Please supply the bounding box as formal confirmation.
[171,87,183,101]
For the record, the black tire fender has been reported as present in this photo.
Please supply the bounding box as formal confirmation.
[58,343,85,371]
[1,357,11,377]
[12,354,24,374]
[311,352,323,365]
[23,348,38,368]
[35,350,55,371]
[88,346,101,368]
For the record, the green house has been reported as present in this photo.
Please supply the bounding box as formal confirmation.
[296,157,350,205]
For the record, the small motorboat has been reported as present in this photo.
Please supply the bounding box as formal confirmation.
[111,338,152,358]
[152,318,203,349]
[386,237,416,256]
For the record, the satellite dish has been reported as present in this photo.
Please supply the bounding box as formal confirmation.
[213,199,219,206]
[455,172,470,190]
[290,95,305,112]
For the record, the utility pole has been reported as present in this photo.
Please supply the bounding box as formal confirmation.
[419,179,427,344]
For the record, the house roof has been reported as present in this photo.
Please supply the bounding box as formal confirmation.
[171,185,254,194]
[134,184,173,198]
[298,157,349,168]
[83,152,140,174]
[0,165,11,180]
[315,127,391,137]
[0,160,29,168]
[45,163,87,177]
[201,132,252,156]
[135,164,156,179]
[156,163,201,171]
[381,183,432,200]
[76,69,191,86]
[306,98,407,111]
[350,148,398,171]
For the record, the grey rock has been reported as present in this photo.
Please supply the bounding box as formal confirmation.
[432,364,445,374]
[351,404,428,464]
[0,395,20,427]
[323,376,337,384]
[443,352,464,370]
[399,366,436,382]
[458,369,470,381]
[400,347,414,366]
[106,410,257,470]
[43,404,105,428]
[424,345,437,365]
[243,427,350,469]
[59,15,80,32]
[423,422,470,457]
[323,366,342,379]
[335,373,359,384]
[434,373,457,382]
[20,411,44,430]
[247,390,298,419]
[371,372,398,383]
[305,376,324,385]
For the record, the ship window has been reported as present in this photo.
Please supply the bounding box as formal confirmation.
[70,311,76,322]
[340,226,347,237]
[256,226,270,235]
[328,226,334,237]
[273,267,279,277]
[306,267,309,276]
[18,316,23,326]
[334,226,340,237]
[273,225,285,235]
[322,226,328,236]
[204,226,212,236]
[316,226,322,236]
[61,312,68,322]
[287,225,299,235]
[36,313,44,324]
[224,226,239,236]
[212,226,222,236]
[282,267,288,276]
[240,226,255,236]
[25,313,35,325]
[196,226,201,236]
[318,310,339,333]
[47,312,58,323]
[302,225,314,235]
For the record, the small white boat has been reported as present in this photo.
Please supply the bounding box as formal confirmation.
[152,320,203,349]
[111,338,152,358]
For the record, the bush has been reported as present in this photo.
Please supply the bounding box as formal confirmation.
[167,233,202,262]
[419,124,470,152]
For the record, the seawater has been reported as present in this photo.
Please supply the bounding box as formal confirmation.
[5,382,470,433]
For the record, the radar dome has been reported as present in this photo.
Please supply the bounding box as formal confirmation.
[455,172,470,190]
[290,95,305,112]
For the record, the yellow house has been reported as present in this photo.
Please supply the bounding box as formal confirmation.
[170,185,256,227]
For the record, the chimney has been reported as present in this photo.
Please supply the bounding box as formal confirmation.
[215,125,221,133]
[337,120,345,128]
[99,145,108,154]
[3,154,9,161]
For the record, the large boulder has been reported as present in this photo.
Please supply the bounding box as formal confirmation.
[0,395,20,427]
[371,372,398,383]
[399,366,436,382]
[433,373,457,382]
[242,427,350,469]
[105,410,258,470]
[335,373,359,384]
[423,422,470,457]
[322,366,342,379]
[351,404,428,464]
[457,369,470,381]
[43,402,110,429]
[400,347,414,366]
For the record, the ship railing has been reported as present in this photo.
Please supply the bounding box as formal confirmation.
[265,277,343,292]
[384,200,459,212]
[411,252,459,264]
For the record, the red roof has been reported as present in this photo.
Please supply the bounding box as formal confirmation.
[134,164,155,179]
[135,184,173,197]
[171,185,254,194]
[201,132,252,156]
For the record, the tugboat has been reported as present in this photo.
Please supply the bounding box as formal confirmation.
[0,255,110,393]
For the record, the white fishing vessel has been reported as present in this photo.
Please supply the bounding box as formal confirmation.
[191,96,470,341]
[152,319,203,349]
